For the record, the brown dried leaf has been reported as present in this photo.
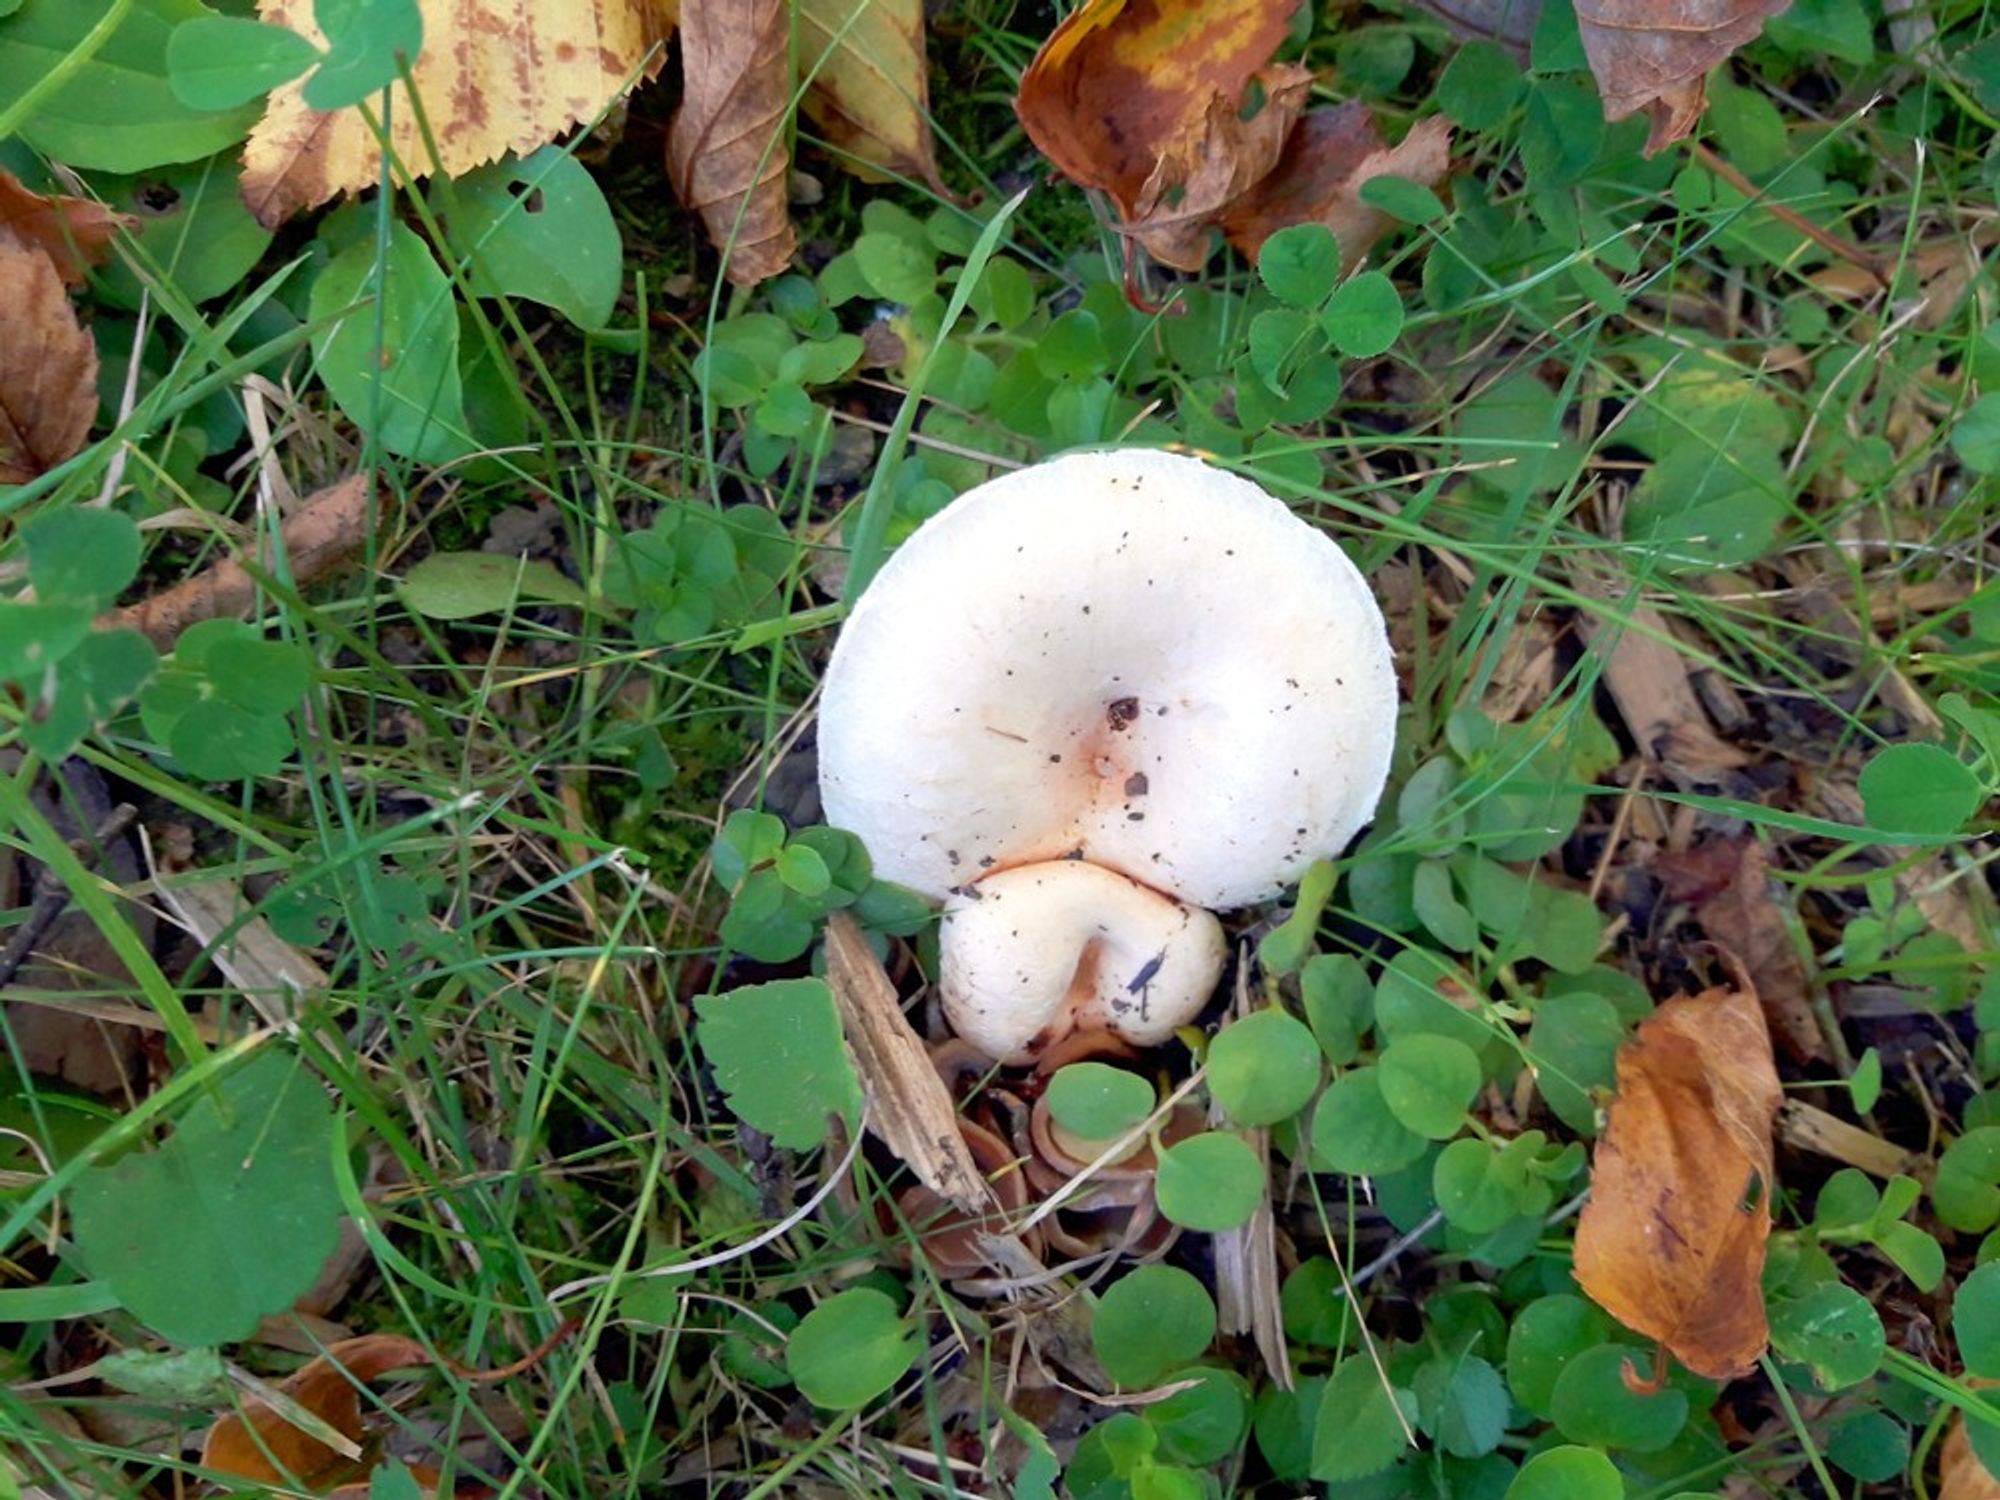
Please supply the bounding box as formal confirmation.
[824,911,990,1212]
[1653,839,1825,1062]
[0,170,132,287]
[796,0,946,193]
[241,0,676,229]
[202,1335,435,1487]
[1574,0,1791,155]
[0,237,99,485]
[1015,0,1309,270]
[1573,984,1780,1380]
[103,473,377,647]
[1218,104,1453,270]
[668,0,796,287]
[1942,1410,2000,1500]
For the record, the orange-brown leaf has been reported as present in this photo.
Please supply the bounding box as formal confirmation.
[1574,0,1791,155]
[1219,104,1452,269]
[796,0,946,193]
[1942,1410,2000,1500]
[667,0,797,287]
[1573,985,1780,1380]
[0,170,132,287]
[0,237,100,485]
[241,0,677,229]
[201,1335,435,1487]
[1016,0,1305,266]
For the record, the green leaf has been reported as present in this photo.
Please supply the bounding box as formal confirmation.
[1046,1062,1154,1141]
[0,1280,122,1321]
[1092,1266,1216,1386]
[24,506,142,606]
[1936,1127,2000,1232]
[784,1288,917,1408]
[166,15,316,109]
[1812,1168,1879,1230]
[0,601,93,681]
[1850,1047,1883,1113]
[1526,993,1621,1136]
[693,980,861,1151]
[711,809,786,890]
[1825,1409,1910,1483]
[441,149,622,329]
[1321,270,1403,358]
[0,0,260,172]
[311,220,473,463]
[1310,1357,1416,1481]
[1207,1010,1321,1126]
[1155,1132,1263,1231]
[1359,173,1447,223]
[1859,743,1983,836]
[1437,41,1525,130]
[1875,1220,1944,1293]
[1257,224,1340,309]
[1377,1034,1481,1139]
[71,1051,343,1346]
[1956,393,2000,473]
[304,0,423,110]
[95,154,275,306]
[22,627,157,760]
[1506,1295,1611,1419]
[1146,1365,1251,1465]
[1433,1137,1525,1234]
[1311,1068,1427,1175]
[1414,1353,1509,1458]
[852,230,934,304]
[1035,309,1110,381]
[1504,1446,1623,1500]
[1300,953,1371,1065]
[199,626,311,714]
[1956,1261,2000,1379]
[399,551,588,619]
[1548,1343,1688,1450]
[1769,1282,1885,1389]
[1414,860,1477,950]
[95,1345,228,1401]
[370,1459,426,1500]
[773,843,831,898]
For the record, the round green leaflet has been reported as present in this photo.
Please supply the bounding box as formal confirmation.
[1769,1282,1885,1389]
[1092,1265,1216,1387]
[784,1289,918,1409]
[1256,223,1341,309]
[1046,1062,1154,1142]
[1207,1009,1321,1126]
[1311,1068,1428,1175]
[1156,1131,1263,1230]
[1377,1033,1482,1139]
[1504,1446,1623,1500]
[1548,1343,1689,1451]
[1859,742,1984,837]
[1145,1366,1251,1465]
[1321,270,1404,358]
[1955,1260,2000,1379]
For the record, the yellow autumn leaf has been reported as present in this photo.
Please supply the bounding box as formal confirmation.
[241,0,678,229]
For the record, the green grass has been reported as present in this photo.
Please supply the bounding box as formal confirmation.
[5,0,2000,1495]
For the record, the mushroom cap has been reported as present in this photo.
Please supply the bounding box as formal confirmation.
[939,860,1226,1062]
[820,448,1398,908]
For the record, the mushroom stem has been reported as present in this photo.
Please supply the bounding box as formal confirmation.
[940,861,1225,1063]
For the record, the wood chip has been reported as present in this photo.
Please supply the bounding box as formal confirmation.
[823,911,989,1212]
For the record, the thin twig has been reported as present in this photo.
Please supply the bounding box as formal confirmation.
[1691,142,1890,287]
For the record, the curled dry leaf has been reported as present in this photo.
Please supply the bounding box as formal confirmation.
[1218,104,1453,269]
[1653,839,1824,1062]
[796,0,946,193]
[1941,1408,2000,1500]
[0,236,100,485]
[0,169,132,287]
[1573,984,1781,1380]
[201,1328,567,1488]
[242,0,677,228]
[668,0,796,287]
[1015,0,1312,270]
[1573,0,1792,155]
[103,473,377,648]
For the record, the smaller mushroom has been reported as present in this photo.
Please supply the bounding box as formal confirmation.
[819,448,1397,1061]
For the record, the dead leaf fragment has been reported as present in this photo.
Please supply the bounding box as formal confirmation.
[1219,104,1453,269]
[1573,0,1791,154]
[1016,0,1310,269]
[0,170,132,287]
[1573,984,1780,1380]
[0,237,100,485]
[668,0,797,286]
[1941,1409,2000,1500]
[824,911,989,1211]
[1653,839,1824,1062]
[202,1329,564,1488]
[241,0,677,228]
[796,0,946,193]
[104,473,376,647]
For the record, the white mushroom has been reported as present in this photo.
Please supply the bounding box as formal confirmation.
[819,447,1397,1061]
